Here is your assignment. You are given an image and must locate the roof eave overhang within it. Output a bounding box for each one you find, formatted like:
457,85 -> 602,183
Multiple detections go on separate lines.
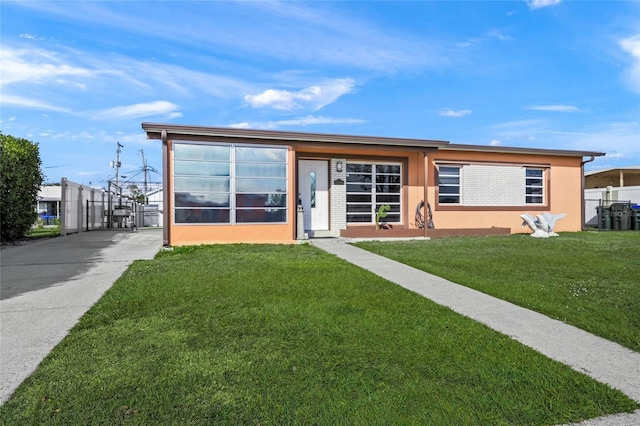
441,143 -> 606,158
585,166 -> 640,176
141,122 -> 450,149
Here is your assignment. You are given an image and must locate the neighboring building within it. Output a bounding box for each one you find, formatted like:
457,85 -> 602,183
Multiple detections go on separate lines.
145,188 -> 164,227
585,165 -> 640,189
142,123 -> 604,246
584,166 -> 640,227
36,185 -> 62,225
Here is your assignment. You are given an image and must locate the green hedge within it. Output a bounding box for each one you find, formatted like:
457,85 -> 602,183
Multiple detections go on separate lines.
0,133 -> 44,242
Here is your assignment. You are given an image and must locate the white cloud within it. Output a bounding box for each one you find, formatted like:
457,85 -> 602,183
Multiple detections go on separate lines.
527,105 -> 580,112
0,44 -> 255,117
229,115 -> 366,130
458,29 -> 512,49
490,139 -> 502,146
0,46 -> 92,86
125,60 -> 253,99
48,129 -> 151,146
560,122 -> 640,156
12,1 -> 443,72
620,35 -> 640,58
487,29 -> 513,41
94,101 -> 182,120
489,119 -> 547,140
245,89 -> 299,111
440,109 -> 471,118
605,151 -> 628,159
54,79 -> 87,90
245,79 -> 355,111
619,34 -> 640,94
272,115 -> 365,127
229,122 -> 252,129
1,94 -> 73,113
77,171 -> 103,177
456,38 -> 483,48
489,119 -> 639,165
527,0 -> 562,10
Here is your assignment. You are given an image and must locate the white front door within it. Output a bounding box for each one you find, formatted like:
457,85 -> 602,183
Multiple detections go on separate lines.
299,160 -> 329,232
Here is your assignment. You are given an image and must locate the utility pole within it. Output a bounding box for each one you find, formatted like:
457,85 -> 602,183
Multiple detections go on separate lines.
113,142 -> 123,189
140,149 -> 149,195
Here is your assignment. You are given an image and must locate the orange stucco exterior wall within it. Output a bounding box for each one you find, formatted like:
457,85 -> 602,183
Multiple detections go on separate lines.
427,151 -> 584,233
295,145 -> 427,230
164,137 -> 586,245
171,223 -> 295,245
166,141 -> 297,246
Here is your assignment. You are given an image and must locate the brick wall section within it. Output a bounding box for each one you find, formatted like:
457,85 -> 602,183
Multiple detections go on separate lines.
462,165 -> 525,206
330,158 -> 347,236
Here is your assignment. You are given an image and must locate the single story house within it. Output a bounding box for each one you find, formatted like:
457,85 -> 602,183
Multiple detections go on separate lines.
142,123 -> 604,246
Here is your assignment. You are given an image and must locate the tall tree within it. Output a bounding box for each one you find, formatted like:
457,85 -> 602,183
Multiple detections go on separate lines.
0,133 -> 45,242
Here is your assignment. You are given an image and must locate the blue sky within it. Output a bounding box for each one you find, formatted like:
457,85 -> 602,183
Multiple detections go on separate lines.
1,0 -> 638,187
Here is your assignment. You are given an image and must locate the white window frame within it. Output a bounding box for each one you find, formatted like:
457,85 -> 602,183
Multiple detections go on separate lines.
525,168 -> 544,204
438,165 -> 461,204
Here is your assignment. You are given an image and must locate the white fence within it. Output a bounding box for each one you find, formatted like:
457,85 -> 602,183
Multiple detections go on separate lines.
60,178 -> 142,235
584,185 -> 640,227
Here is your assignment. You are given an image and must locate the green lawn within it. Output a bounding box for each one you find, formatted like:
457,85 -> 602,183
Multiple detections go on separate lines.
27,227 -> 60,239
355,231 -> 640,352
1,244 -> 637,424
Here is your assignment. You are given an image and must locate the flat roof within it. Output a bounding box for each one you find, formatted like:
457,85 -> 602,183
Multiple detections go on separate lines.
142,123 -> 606,157
442,143 -> 605,158
142,123 -> 449,149
585,165 -> 640,177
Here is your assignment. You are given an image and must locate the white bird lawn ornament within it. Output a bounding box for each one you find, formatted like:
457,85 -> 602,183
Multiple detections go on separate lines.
520,213 -> 566,238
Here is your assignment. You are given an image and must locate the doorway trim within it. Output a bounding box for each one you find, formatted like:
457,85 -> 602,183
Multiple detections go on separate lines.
298,159 -> 329,236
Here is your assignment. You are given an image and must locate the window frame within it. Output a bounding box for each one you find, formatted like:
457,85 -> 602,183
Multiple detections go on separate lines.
525,167 -> 545,205
437,165 -> 461,204
346,162 -> 402,224
172,141 -> 288,225
434,162 -> 551,211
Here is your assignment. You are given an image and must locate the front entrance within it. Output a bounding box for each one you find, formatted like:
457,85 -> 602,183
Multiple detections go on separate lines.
299,160 -> 329,235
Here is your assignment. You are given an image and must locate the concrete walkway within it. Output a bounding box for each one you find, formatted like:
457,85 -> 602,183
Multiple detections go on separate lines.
312,239 -> 640,425
0,228 -> 162,404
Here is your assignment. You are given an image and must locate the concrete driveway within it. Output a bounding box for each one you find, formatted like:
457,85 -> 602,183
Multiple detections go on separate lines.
0,228 -> 162,404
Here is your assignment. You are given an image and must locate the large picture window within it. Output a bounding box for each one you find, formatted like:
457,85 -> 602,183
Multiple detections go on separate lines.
438,166 -> 460,204
173,142 -> 287,224
346,163 -> 401,224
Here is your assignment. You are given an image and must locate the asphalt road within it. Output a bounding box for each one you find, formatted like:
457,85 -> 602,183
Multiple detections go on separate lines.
0,228 -> 162,403
1,231 -> 123,300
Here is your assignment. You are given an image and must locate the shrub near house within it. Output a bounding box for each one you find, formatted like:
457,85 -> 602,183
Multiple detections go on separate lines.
0,133 -> 44,242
